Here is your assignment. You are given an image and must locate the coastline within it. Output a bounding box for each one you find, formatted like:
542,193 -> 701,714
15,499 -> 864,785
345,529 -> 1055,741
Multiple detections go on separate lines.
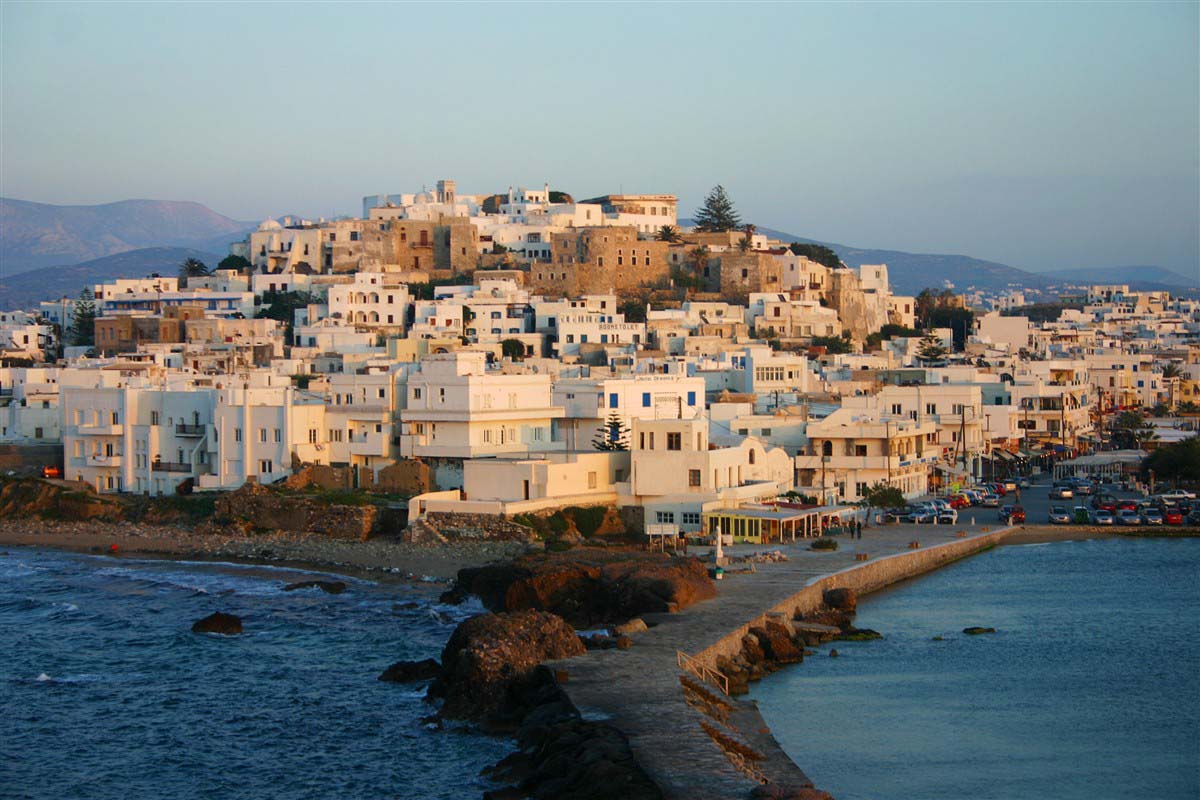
0,520 -> 529,583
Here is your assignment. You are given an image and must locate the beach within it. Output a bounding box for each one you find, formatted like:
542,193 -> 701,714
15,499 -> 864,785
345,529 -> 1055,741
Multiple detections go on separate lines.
0,519 -> 528,582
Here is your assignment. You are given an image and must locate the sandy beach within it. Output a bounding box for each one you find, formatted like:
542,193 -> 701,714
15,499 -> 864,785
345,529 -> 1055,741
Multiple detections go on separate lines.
0,519 -> 530,583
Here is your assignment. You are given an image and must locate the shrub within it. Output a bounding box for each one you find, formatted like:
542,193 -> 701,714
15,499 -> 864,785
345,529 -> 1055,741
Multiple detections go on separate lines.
810,539 -> 838,551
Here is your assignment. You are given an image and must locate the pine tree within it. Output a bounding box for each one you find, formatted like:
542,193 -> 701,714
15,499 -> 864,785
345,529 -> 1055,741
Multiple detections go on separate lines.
917,333 -> 947,364
69,288 -> 97,347
592,412 -> 630,451
693,185 -> 742,232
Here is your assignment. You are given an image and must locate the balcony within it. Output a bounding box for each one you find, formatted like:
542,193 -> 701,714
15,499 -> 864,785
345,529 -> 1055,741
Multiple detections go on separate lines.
86,453 -> 122,468
176,424 -> 206,437
151,460 -> 192,473
349,432 -> 387,457
78,423 -> 122,436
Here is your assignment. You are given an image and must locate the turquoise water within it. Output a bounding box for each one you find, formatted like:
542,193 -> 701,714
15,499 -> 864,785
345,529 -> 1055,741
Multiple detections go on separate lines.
0,549 -> 511,800
751,537 -> 1200,799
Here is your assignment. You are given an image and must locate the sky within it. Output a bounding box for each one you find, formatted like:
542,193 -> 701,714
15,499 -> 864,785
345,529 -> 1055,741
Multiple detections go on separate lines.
1,2 -> 1197,276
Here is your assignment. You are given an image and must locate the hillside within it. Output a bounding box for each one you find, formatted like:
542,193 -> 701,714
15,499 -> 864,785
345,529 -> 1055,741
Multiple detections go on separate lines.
1042,265 -> 1198,289
0,247 -> 219,310
0,198 -> 252,275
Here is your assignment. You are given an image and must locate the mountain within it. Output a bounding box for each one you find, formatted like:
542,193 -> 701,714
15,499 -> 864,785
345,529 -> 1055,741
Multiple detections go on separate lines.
1041,265 -> 1198,289
0,198 -> 253,275
0,247 -> 219,310
745,225 -> 1051,296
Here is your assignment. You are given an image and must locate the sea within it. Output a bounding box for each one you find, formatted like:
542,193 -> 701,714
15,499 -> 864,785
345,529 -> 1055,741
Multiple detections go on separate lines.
0,549 -> 512,800
750,536 -> 1200,800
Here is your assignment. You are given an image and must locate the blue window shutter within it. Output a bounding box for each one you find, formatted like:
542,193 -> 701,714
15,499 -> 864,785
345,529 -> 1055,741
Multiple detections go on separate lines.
610,393 -> 619,408
642,393 -> 651,407
687,391 -> 696,406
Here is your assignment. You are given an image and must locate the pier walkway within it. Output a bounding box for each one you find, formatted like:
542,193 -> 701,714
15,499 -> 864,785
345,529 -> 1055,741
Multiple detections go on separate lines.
553,521 -> 1016,799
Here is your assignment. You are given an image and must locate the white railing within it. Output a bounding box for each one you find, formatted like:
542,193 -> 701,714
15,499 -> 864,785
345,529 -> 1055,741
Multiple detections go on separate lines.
677,650 -> 729,696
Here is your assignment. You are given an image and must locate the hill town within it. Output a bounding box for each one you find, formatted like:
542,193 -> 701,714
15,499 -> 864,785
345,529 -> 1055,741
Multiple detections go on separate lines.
0,180 -> 1197,530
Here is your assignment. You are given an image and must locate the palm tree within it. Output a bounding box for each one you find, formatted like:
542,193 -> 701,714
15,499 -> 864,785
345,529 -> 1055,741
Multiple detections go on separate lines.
1162,362 -> 1184,410
656,225 -> 681,243
737,223 -> 756,252
178,257 -> 210,288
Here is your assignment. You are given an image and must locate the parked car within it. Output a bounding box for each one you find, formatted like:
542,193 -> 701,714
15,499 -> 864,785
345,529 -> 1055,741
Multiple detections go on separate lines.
991,483 -> 1008,497
1159,489 -> 1197,501
1072,506 -> 1092,524
1048,506 -> 1071,525
1049,485 -> 1074,500
1017,476 -> 1031,489
949,494 -> 972,509
1116,509 -> 1141,526
1164,509 -> 1184,526
1090,509 -> 1115,525
1116,499 -> 1139,512
1006,505 -> 1026,524
936,508 -> 959,524
1140,509 -> 1164,525
981,493 -> 1001,508
1091,495 -> 1118,512
40,465 -> 62,479
1071,481 -> 1093,496
1188,510 -> 1200,526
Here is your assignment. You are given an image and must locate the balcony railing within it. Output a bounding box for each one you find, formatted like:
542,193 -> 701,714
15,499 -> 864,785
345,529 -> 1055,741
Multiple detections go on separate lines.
151,461 -> 192,473
176,424 -> 206,436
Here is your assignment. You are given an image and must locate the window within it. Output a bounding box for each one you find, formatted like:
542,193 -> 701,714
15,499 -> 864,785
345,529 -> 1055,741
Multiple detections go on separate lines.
667,432 -> 681,450
258,428 -> 267,443
151,411 -> 160,426
748,448 -> 756,464
609,392 -> 619,409
856,482 -> 868,497
259,459 -> 273,474
309,429 -> 318,444
687,391 -> 696,406
891,404 -> 902,415
656,511 -> 676,524
682,512 -> 701,526
234,428 -> 243,443
855,445 -> 868,457
274,428 -> 282,443
588,471 -> 597,489
925,403 -> 937,415
688,469 -> 701,487
642,392 -> 651,408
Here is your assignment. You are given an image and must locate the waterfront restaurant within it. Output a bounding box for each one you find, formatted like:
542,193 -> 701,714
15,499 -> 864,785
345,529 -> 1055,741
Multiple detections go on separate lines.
703,505 -> 824,544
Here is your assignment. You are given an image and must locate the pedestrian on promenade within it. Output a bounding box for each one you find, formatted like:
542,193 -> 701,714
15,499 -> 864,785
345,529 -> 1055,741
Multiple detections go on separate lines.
855,519 -> 862,539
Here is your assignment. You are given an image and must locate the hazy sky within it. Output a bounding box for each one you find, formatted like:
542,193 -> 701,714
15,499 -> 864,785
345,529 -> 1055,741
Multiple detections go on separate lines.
2,2 -> 1197,275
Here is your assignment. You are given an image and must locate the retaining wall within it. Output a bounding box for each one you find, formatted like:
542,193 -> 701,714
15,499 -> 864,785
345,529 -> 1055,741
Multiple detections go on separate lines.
696,527 -> 1015,669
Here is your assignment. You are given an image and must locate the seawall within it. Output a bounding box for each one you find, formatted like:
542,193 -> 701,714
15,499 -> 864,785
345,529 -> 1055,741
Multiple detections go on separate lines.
694,526 -> 1014,671
555,523 -> 1016,800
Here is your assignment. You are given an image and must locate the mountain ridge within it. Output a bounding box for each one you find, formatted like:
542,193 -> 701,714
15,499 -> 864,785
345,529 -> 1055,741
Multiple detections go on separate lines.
0,197 -> 253,275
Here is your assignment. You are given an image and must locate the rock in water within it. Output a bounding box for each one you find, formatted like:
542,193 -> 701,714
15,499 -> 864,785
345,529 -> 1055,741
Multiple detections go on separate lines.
434,610 -> 586,721
192,612 -> 242,635
283,580 -> 347,594
963,626 -> 997,635
822,587 -> 857,612
378,658 -> 441,683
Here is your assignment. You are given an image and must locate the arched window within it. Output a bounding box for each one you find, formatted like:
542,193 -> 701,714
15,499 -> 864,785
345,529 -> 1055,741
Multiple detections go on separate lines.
822,441 -> 833,457
748,448 -> 756,465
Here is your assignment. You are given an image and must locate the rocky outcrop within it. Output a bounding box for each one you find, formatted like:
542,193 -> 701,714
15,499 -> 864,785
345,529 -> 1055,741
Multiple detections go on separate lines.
821,587 -> 857,613
406,512 -> 538,545
378,658 -> 441,683
482,666 -> 662,800
191,612 -> 243,635
282,579 -> 347,594
0,478 -> 121,521
213,482 -> 398,541
441,551 -> 715,628
963,626 -> 996,635
430,610 -> 586,723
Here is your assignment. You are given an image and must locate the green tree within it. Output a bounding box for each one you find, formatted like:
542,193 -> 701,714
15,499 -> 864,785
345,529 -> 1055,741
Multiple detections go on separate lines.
914,287 -> 973,350
811,334 -> 852,354
693,185 -> 742,232
787,242 -> 842,270
1162,362 -> 1184,380
862,482 -> 906,510
1110,410 -> 1157,450
592,412 -> 630,451
618,299 -> 647,323
737,223 -> 756,252
501,338 -> 527,361
917,333 -> 948,364
68,288 -> 97,347
656,225 -> 682,243
1140,436 -> 1200,485
255,290 -> 320,342
217,254 -> 252,273
178,257 -> 210,288
688,245 -> 710,279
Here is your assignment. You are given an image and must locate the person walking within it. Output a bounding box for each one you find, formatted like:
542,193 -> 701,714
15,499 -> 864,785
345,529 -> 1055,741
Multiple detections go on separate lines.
855,519 -> 862,539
